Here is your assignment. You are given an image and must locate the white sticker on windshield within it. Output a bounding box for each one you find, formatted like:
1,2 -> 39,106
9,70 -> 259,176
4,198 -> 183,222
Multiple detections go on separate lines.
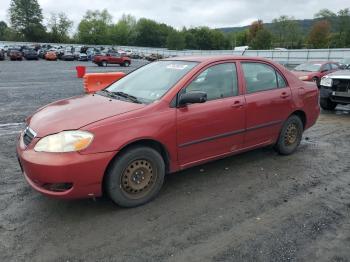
314,64 -> 322,66
166,64 -> 188,70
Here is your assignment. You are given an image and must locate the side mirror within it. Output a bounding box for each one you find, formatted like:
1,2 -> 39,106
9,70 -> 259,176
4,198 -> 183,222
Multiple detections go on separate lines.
106,53 -> 111,56
178,92 -> 207,106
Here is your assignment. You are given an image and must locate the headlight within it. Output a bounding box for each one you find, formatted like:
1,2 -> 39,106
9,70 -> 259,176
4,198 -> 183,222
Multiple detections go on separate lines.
34,131 -> 94,152
298,76 -> 309,81
320,77 -> 332,87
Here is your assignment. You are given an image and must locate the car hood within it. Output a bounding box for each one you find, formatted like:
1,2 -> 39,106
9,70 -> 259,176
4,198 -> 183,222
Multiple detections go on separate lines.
27,94 -> 145,137
326,70 -> 350,79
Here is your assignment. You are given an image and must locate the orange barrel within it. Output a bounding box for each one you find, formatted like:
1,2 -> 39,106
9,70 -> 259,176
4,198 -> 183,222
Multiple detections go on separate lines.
76,66 -> 86,78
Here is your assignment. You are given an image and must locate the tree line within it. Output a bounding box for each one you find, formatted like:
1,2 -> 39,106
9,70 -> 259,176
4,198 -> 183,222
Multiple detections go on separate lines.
1,0 -> 350,50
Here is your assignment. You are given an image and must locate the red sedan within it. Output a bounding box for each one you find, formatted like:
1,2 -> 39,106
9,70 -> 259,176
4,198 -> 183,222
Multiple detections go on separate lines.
17,56 -> 320,207
291,61 -> 340,86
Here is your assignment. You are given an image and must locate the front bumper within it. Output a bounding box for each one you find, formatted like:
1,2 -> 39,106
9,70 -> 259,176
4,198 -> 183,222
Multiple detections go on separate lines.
320,87 -> 350,104
16,132 -> 116,199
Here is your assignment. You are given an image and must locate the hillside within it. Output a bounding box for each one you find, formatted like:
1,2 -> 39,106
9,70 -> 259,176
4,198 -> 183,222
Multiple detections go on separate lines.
218,18 -> 319,35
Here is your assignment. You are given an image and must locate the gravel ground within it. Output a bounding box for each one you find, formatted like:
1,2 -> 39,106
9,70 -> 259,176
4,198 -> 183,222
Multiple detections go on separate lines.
0,60 -> 350,262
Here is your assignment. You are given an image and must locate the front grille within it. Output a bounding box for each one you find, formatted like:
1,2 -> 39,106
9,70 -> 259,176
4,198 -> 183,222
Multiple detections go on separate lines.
332,79 -> 350,92
23,127 -> 36,146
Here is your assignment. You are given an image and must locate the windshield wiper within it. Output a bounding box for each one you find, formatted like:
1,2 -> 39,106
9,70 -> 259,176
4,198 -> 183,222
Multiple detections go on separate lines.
111,91 -> 142,104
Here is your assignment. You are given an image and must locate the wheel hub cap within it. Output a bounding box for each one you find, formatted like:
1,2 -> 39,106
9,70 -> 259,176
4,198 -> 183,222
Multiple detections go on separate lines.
284,123 -> 298,145
121,160 -> 155,197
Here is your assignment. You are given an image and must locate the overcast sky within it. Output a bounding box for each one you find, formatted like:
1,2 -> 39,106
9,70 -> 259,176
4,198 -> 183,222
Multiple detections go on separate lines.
0,0 -> 349,30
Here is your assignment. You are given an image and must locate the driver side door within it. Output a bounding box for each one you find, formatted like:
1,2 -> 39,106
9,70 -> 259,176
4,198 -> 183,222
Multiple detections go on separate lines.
176,62 -> 246,168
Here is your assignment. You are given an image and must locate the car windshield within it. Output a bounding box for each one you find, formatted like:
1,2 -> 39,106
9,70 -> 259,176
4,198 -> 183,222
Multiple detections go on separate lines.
106,61 -> 198,104
294,63 -> 322,72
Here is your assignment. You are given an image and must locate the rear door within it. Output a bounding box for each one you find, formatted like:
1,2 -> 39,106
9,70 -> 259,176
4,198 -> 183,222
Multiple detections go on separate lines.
176,62 -> 246,167
240,61 -> 293,147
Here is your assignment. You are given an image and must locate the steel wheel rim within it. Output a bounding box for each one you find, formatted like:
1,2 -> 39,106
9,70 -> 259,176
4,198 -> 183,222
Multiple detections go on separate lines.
284,123 -> 298,146
120,159 -> 156,199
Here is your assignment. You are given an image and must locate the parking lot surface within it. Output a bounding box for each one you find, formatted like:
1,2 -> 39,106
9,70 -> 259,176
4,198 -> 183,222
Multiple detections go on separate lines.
0,60 -> 350,262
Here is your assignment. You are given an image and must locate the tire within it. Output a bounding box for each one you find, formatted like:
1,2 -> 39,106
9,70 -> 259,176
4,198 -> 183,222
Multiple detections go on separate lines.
274,115 -> 303,155
320,98 -> 337,110
105,146 -> 165,207
312,77 -> 320,87
123,61 -> 130,67
102,61 -> 108,67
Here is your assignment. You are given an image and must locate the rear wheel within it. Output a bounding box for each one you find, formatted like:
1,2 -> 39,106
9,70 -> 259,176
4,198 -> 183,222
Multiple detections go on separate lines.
320,98 -> 337,110
123,61 -> 130,67
102,61 -> 108,67
105,146 -> 165,207
275,115 -> 303,155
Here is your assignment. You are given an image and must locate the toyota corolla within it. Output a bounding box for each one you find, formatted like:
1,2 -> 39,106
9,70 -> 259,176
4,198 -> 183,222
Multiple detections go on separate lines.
17,56 -> 320,207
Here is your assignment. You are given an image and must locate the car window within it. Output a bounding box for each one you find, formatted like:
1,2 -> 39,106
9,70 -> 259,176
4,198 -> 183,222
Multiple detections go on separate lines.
276,71 -> 287,88
241,62 -> 278,93
331,63 -> 339,70
322,63 -> 331,71
185,63 -> 238,101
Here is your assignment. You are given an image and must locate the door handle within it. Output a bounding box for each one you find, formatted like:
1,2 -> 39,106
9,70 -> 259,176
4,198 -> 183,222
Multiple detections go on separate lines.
231,100 -> 244,108
280,92 -> 289,99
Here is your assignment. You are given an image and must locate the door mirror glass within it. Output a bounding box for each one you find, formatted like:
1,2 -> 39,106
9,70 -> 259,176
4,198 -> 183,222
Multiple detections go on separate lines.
179,92 -> 207,106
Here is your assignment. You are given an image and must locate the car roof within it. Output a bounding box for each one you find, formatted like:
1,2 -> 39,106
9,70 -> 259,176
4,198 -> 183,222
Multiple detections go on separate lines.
162,55 -> 274,63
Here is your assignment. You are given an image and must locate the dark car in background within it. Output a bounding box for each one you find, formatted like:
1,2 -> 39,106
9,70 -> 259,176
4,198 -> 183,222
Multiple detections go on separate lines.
9,50 -> 23,61
61,52 -> 75,61
291,61 -> 340,86
23,49 -> 39,60
0,50 -> 5,61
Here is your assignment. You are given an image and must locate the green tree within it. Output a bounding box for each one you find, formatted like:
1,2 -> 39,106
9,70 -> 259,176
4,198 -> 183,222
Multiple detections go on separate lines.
250,29 -> 272,49
235,30 -> 249,46
77,9 -> 113,45
110,14 -> 136,45
0,21 -> 8,40
307,20 -> 331,48
166,30 -> 186,50
134,18 -> 172,47
9,0 -> 46,41
47,13 -> 73,43
248,20 -> 272,49
272,16 -> 302,48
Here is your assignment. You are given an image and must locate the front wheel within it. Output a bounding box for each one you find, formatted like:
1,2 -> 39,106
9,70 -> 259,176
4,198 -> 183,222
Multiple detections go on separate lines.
320,98 -> 337,110
102,61 -> 108,67
123,61 -> 130,67
105,146 -> 165,207
274,115 -> 303,155
312,77 -> 320,87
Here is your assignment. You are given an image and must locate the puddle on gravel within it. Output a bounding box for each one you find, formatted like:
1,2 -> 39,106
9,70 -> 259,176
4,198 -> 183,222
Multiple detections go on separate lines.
0,123 -> 25,136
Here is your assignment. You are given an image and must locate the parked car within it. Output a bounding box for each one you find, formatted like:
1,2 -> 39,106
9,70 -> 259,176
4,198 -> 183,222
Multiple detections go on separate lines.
319,70 -> 350,110
7,45 -> 21,56
38,49 -> 47,59
78,53 -> 88,61
23,49 -> 39,60
17,56 -> 320,207
45,51 -> 57,61
9,50 -> 23,61
145,53 -> 163,62
0,50 -> 5,61
93,52 -> 131,67
61,52 -> 75,61
291,61 -> 339,86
